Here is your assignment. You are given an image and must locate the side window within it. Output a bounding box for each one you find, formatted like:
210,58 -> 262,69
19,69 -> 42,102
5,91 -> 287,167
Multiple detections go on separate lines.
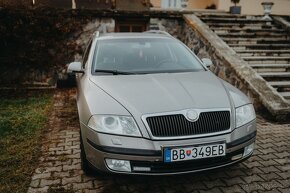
82,40 -> 92,68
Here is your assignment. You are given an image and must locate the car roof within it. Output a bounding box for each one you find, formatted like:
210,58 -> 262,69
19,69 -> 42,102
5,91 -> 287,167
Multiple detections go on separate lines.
96,32 -> 174,40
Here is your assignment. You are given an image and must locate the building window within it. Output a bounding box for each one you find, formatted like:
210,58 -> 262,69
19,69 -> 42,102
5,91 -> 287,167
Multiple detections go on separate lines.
162,0 -> 181,9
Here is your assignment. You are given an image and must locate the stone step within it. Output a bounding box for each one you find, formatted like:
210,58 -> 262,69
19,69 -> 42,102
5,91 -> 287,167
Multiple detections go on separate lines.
225,41 -> 290,46
243,56 -> 290,64
218,33 -> 289,38
243,56 -> 290,60
237,51 -> 290,57
215,30 -> 287,36
222,37 -> 290,41
269,81 -> 290,88
198,14 -> 273,21
253,64 -> 290,72
207,23 -> 278,27
284,16 -> 290,22
210,25 -> 280,30
250,63 -> 290,68
223,38 -> 290,45
259,72 -> 290,78
212,27 -> 285,33
280,92 -> 290,99
202,18 -> 270,23
229,44 -> 290,50
196,13 -> 248,18
207,23 -> 280,29
236,50 -> 290,54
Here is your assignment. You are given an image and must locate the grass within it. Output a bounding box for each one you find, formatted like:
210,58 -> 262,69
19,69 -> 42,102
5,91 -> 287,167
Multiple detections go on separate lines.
0,93 -> 53,193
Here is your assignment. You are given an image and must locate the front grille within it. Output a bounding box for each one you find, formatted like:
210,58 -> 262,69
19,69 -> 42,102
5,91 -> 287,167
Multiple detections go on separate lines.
146,111 -> 230,137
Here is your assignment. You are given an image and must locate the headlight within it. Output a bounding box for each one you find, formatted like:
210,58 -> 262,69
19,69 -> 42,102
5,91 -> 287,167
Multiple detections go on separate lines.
87,115 -> 142,137
236,104 -> 256,128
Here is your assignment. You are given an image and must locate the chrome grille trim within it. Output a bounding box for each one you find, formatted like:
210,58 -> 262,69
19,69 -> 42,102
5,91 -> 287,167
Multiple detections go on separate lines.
141,108 -> 232,140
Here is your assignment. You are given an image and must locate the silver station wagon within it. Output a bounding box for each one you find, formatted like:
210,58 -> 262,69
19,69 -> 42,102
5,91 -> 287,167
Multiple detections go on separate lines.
68,31 -> 256,175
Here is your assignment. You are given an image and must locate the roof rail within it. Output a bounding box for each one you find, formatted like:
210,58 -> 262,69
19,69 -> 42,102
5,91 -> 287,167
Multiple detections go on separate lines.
143,30 -> 171,36
94,31 -> 100,38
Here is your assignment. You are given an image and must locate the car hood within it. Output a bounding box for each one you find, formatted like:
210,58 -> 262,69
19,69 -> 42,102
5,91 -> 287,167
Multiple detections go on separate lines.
89,71 -> 232,116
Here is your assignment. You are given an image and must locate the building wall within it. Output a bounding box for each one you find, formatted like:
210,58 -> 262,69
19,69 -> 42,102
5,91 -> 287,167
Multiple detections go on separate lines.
151,0 -> 161,8
187,0 -> 219,9
76,0 -> 113,10
116,0 -> 150,11
218,0 -> 290,15
151,0 -> 290,16
151,0 -> 220,9
149,18 -> 183,38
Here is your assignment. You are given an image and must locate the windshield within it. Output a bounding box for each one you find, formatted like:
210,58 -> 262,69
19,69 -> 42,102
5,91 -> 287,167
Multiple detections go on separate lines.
92,38 -> 205,75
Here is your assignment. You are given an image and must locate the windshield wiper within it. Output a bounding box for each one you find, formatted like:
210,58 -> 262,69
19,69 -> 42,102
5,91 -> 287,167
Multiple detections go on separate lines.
94,69 -> 135,75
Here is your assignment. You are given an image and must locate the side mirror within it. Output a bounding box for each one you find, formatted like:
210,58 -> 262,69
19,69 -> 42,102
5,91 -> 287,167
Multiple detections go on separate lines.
67,62 -> 84,73
201,58 -> 213,68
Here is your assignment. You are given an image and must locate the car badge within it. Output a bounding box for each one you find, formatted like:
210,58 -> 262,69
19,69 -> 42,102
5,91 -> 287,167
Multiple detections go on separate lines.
186,110 -> 199,122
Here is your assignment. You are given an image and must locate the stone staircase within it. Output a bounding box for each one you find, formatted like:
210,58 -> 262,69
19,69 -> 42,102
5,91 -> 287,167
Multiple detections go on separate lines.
284,16 -> 290,23
196,13 -> 290,102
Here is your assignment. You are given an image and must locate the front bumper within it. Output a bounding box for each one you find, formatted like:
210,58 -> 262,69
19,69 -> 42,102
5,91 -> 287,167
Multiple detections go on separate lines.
81,120 -> 256,175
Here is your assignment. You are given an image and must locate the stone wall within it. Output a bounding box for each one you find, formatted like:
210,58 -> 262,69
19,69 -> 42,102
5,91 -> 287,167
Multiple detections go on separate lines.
0,9 -> 183,87
149,18 -> 183,38
36,0 -> 72,8
0,0 -> 32,8
0,0 -> 112,9
0,0 -> 150,10
0,9 -> 114,87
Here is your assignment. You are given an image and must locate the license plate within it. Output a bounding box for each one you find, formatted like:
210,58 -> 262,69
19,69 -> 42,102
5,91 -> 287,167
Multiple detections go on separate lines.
164,143 -> 226,162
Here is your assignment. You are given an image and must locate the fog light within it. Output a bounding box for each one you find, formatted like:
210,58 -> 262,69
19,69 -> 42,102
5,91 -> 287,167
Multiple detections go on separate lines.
105,159 -> 131,172
243,143 -> 255,157
133,166 -> 151,172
